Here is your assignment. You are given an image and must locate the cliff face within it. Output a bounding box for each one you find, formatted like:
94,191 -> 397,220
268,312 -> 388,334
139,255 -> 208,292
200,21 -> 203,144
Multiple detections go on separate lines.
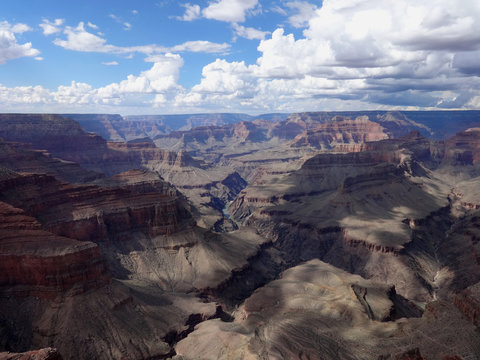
291,115 -> 389,149
0,348 -> 63,360
177,259 -> 474,360
229,134 -> 452,302
154,121 -> 271,146
0,114 -> 107,156
443,128 -> 480,165
454,282 -> 480,327
0,171 -> 191,243
0,201 -> 110,299
75,141 -> 203,176
0,141 -> 102,184
0,114 -> 204,178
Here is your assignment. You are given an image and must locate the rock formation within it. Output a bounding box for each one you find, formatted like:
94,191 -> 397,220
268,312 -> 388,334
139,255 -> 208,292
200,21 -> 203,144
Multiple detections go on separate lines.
291,115 -> 390,149
0,200 -> 110,299
2,113 -> 480,359
177,260 -> 478,360
0,348 -> 63,360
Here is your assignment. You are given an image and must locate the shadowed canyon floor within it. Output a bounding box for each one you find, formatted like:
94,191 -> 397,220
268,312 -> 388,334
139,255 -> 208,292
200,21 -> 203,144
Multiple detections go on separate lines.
1,112 -> 480,359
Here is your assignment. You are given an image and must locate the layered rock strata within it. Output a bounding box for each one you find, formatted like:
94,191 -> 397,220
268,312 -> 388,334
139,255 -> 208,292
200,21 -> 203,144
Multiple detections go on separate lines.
0,201 -> 111,299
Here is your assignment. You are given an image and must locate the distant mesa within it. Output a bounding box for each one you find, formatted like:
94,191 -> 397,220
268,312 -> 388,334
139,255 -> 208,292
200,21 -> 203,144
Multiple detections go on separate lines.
1,112 -> 480,359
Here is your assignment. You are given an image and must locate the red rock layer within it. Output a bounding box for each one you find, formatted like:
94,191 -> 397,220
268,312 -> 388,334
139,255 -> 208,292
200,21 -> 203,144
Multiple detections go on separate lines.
0,202 -> 110,299
454,283 -> 480,326
444,128 -> 480,165
0,141 -> 102,184
0,347 -> 63,360
291,115 -> 389,149
0,172 -> 191,243
0,114 -> 203,177
378,348 -> 427,360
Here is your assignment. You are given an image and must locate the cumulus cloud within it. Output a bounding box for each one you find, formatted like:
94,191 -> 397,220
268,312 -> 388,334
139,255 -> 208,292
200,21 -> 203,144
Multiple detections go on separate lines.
0,54 -> 185,112
178,3 -> 201,21
202,0 -> 259,23
253,0 -> 480,83
10,23 -> 32,34
98,54 -> 184,99
102,61 -> 119,66
176,0 -> 480,111
285,1 -> 318,28
54,22 -> 116,52
4,0 -> 480,113
0,21 -> 40,64
233,24 -> 269,40
40,19 -> 64,35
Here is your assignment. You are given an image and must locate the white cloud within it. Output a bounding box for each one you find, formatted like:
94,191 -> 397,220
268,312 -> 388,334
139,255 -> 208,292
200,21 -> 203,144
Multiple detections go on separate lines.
53,22 -> 229,55
286,1 -> 318,28
109,14 -> 132,31
178,3 -> 201,21
190,59 -> 255,96
87,22 -> 98,30
233,24 -> 269,40
132,10 -> 139,15
0,54 -> 186,112
102,61 -> 119,66
174,0 -> 480,112
3,0 -> 480,113
0,21 -> 40,64
202,0 -> 259,23
169,40 -> 230,53
97,54 -> 184,101
54,22 -> 116,53
271,6 -> 287,16
54,81 -> 94,104
35,56 -> 43,61
11,23 -> 32,34
40,19 -> 64,35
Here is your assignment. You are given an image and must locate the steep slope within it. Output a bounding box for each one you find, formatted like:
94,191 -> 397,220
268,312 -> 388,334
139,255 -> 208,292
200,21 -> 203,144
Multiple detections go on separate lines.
177,260 -> 477,360
0,114 -> 204,176
0,199 -> 110,299
291,115 -> 390,149
0,140 -> 102,184
3,113 -> 480,359
66,113 -> 268,142
0,114 -> 108,157
227,133 -> 453,302
0,168 -> 266,359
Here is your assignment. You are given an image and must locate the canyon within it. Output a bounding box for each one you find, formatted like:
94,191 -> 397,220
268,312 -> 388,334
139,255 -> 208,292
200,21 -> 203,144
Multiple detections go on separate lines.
1,111 -> 480,359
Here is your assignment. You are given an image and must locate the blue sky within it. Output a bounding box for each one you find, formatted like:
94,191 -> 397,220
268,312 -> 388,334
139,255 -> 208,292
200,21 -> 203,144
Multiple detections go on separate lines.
1,0 -> 480,114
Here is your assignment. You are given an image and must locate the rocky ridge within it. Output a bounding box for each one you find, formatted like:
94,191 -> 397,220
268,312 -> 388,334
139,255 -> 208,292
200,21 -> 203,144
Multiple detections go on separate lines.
3,113 -> 480,359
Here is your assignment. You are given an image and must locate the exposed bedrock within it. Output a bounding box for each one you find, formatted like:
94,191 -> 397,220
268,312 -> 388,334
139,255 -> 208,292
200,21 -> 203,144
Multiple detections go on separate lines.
0,201 -> 111,299
0,280 -> 217,360
178,260 -> 479,360
0,171 -> 191,243
0,113 -> 204,178
454,282 -> 480,327
0,347 -> 63,360
0,141 -> 102,184
291,115 -> 390,149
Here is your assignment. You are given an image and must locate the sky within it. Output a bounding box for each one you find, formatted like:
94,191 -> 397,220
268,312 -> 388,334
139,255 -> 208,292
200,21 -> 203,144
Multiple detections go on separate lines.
1,0 -> 480,115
